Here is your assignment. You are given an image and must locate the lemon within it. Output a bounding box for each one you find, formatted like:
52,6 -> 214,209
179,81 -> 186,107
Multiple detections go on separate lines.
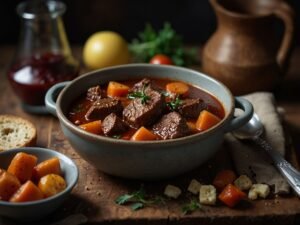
83,31 -> 130,70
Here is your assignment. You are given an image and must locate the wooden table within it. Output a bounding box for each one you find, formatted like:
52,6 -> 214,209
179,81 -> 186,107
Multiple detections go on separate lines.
1,46 -> 300,225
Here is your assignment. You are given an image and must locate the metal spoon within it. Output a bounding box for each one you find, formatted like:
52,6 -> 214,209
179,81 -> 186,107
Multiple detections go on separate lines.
232,113 -> 300,196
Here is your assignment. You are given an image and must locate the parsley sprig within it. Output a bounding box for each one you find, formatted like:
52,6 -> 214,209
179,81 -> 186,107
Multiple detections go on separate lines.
181,199 -> 203,215
127,84 -> 150,104
115,187 -> 165,211
129,23 -> 196,66
166,96 -> 182,111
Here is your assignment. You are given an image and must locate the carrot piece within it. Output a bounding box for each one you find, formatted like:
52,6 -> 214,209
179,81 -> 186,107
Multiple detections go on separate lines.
33,157 -> 61,181
9,180 -> 43,202
107,81 -> 130,97
0,169 -> 21,201
196,110 -> 221,131
186,121 -> 197,133
213,169 -> 237,191
166,82 -> 189,97
79,120 -> 102,134
131,127 -> 157,141
38,174 -> 67,198
7,152 -> 37,183
218,184 -> 246,207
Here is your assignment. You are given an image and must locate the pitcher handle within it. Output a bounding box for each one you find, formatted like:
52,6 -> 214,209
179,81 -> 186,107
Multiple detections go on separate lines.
274,1 -> 295,72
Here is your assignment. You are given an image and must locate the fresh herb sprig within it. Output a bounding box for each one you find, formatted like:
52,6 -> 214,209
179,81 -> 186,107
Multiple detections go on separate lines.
127,84 -> 150,104
181,199 -> 203,215
166,96 -> 182,111
115,187 -> 165,211
129,23 -> 196,66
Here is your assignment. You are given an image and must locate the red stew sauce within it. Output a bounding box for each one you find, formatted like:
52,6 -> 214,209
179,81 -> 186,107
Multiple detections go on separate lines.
68,78 -> 225,141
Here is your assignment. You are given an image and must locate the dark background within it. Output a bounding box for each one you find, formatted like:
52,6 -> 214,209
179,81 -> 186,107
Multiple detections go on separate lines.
0,0 -> 299,45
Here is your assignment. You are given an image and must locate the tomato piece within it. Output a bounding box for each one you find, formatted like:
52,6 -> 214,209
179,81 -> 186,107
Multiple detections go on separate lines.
149,54 -> 173,65
218,184 -> 246,207
213,169 -> 237,191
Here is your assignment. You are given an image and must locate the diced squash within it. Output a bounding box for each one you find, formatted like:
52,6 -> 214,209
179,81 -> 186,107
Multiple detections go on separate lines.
166,82 -> 189,97
33,157 -> 61,181
213,169 -> 237,191
0,169 -> 21,201
7,152 -> 37,183
10,180 -> 43,202
196,110 -> 221,131
131,127 -> 157,141
107,81 -> 130,97
218,184 -> 246,207
38,174 -> 67,198
79,120 -> 102,134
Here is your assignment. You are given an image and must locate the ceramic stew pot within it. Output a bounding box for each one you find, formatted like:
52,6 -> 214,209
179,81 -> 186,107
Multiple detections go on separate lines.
203,0 -> 295,95
45,64 -> 253,179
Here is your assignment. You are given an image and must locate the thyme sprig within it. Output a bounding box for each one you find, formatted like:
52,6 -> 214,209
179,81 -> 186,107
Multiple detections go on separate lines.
181,199 -> 203,215
127,84 -> 150,104
166,95 -> 182,111
115,187 -> 165,211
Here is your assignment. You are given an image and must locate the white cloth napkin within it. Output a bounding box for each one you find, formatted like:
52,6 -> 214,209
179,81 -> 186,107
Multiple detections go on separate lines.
225,92 -> 290,194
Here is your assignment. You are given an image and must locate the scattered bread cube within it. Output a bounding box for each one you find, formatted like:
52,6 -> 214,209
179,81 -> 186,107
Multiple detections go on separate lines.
164,185 -> 182,199
199,185 -> 216,205
234,175 -> 253,191
188,179 -> 202,195
248,184 -> 270,200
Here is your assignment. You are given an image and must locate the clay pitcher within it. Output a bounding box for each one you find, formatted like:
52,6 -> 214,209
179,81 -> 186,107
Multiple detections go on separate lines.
202,0 -> 295,95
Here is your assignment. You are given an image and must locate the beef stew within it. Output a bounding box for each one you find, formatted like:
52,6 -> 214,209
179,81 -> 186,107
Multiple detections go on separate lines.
68,78 -> 225,141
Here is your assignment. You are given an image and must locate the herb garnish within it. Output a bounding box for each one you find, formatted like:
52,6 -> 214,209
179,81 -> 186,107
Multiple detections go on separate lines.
129,23 -> 196,66
115,187 -> 165,211
181,199 -> 203,215
127,84 -> 150,104
166,96 -> 182,111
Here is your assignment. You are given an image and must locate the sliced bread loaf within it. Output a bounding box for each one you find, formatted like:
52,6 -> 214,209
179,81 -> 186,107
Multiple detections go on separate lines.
0,115 -> 37,151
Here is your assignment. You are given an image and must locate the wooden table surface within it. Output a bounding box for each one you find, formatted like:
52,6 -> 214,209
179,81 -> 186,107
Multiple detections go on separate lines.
1,46 -> 300,225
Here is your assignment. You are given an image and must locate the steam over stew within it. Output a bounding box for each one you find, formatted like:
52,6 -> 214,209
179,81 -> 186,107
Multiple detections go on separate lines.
68,78 -> 225,141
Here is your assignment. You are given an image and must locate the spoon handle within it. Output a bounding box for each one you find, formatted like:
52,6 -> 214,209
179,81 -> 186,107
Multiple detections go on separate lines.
254,136 -> 300,196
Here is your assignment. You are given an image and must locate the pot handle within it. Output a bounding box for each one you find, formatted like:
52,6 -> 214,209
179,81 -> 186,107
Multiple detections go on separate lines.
225,97 -> 253,133
45,81 -> 70,117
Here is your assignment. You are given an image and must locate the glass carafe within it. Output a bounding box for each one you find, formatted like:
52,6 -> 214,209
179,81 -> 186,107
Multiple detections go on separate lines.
7,0 -> 79,113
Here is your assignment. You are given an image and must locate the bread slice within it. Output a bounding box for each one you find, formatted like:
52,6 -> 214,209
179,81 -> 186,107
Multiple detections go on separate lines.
0,115 -> 37,151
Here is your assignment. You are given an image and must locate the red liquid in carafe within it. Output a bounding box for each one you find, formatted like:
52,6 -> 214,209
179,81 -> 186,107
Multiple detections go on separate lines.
8,53 -> 79,105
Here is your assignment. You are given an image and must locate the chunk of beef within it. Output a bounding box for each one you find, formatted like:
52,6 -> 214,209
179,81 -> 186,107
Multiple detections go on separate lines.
177,98 -> 208,119
123,89 -> 165,128
152,112 -> 190,140
101,113 -> 128,136
86,85 -> 102,101
85,98 -> 123,120
130,78 -> 162,93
